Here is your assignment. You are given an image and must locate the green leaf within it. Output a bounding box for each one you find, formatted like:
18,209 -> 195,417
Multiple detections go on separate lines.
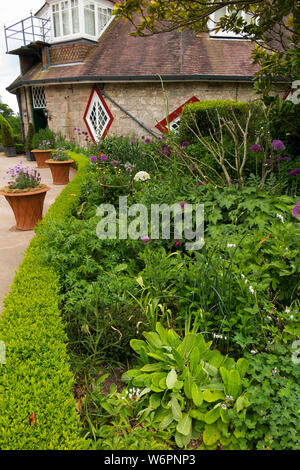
176,413 -> 192,436
130,339 -> 148,354
150,393 -> 161,409
171,396 -> 182,421
184,371 -> 193,399
203,389 -> 225,402
166,368 -> 178,389
191,383 -> 203,407
190,409 -> 206,422
190,346 -> 200,375
204,405 -> 221,424
203,423 -> 220,446
143,331 -> 163,349
236,358 -> 249,378
221,368 -> 242,399
175,430 -> 191,448
159,412 -> 174,430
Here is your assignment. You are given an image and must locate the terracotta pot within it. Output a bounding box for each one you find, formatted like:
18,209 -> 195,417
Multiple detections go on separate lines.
45,159 -> 74,185
32,149 -> 53,168
0,186 -> 50,230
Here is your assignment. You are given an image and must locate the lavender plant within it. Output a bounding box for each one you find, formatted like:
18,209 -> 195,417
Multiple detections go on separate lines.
50,147 -> 70,161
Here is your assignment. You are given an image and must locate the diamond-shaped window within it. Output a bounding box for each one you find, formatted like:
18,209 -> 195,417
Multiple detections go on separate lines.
155,96 -> 200,134
84,86 -> 114,141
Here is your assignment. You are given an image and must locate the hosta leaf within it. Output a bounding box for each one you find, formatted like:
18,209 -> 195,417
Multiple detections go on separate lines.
150,393 -> 161,409
176,413 -> 192,436
166,368 -> 177,389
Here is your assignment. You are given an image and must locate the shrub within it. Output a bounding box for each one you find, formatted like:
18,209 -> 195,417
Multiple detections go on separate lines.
178,99 -> 249,144
32,126 -> 56,149
0,114 -> 15,147
0,152 -> 90,450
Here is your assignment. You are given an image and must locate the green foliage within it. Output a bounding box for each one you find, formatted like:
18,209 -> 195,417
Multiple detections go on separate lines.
32,126 -> 56,149
25,123 -> 35,151
0,152 -> 90,450
230,344 -> 300,450
0,113 -> 15,147
121,323 -> 250,449
179,100 -> 249,144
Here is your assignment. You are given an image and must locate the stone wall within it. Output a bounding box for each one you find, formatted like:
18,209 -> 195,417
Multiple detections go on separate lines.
20,80 -> 288,143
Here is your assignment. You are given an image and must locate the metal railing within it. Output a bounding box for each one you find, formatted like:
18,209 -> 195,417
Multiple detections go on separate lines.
4,14 -> 51,53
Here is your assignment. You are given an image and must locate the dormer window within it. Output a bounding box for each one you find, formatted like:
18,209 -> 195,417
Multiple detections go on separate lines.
39,0 -> 113,42
208,7 -> 252,39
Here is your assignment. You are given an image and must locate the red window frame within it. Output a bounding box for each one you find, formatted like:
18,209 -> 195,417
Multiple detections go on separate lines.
155,96 -> 200,134
83,86 -> 114,142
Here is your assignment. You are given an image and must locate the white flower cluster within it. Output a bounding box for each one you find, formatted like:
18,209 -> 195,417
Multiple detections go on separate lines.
276,213 -> 284,223
241,274 -> 255,295
120,387 -> 141,402
134,171 -> 151,182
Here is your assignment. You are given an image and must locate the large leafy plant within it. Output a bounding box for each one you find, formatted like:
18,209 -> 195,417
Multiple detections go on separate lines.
122,323 -> 250,449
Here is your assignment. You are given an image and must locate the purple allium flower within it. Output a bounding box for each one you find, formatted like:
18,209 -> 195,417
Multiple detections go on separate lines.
292,204 -> 300,218
90,155 -> 97,163
280,156 -> 292,161
250,144 -> 262,152
181,141 -> 190,148
197,181 -> 204,186
140,236 -> 150,243
100,154 -> 108,162
289,168 -> 300,176
271,140 -> 285,151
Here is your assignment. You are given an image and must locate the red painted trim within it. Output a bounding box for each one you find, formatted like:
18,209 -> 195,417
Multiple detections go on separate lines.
283,88 -> 292,101
155,96 -> 200,133
83,86 -> 114,142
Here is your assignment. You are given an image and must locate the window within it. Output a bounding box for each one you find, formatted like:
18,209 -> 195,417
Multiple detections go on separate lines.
32,86 -> 47,109
84,86 -> 114,141
50,1 -> 113,40
208,7 -> 252,38
71,0 -> 80,34
84,2 -> 95,36
155,97 -> 200,134
52,4 -> 61,38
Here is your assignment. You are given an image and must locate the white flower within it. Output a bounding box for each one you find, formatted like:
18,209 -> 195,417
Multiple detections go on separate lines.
221,404 -> 227,410
227,243 -> 236,248
285,308 -> 291,314
276,213 -> 284,223
134,171 -> 151,182
290,315 -> 295,320
250,350 -> 257,354
213,333 -> 227,340
249,285 -> 255,295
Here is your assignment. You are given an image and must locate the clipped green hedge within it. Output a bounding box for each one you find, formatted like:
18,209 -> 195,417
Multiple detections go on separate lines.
0,152 -> 90,450
178,99 -> 249,144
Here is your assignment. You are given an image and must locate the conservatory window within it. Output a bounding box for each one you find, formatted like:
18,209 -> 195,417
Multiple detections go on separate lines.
52,4 -> 61,38
209,7 -> 252,38
71,0 -> 80,34
97,7 -> 113,35
84,2 -> 96,36
84,87 -> 114,141
61,1 -> 71,36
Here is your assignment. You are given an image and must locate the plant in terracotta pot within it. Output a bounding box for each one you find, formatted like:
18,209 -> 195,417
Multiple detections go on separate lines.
0,162 -> 50,230
32,140 -> 53,168
46,147 -> 74,185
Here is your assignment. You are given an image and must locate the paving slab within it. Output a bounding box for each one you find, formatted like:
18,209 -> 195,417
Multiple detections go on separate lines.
0,153 -> 76,315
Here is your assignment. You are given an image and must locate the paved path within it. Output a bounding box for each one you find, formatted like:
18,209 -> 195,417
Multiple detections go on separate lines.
0,153 -> 76,314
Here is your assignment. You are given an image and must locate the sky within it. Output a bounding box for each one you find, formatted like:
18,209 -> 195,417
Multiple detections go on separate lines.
0,0 -> 44,114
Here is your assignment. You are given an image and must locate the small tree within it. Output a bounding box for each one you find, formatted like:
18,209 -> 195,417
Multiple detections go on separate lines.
25,123 -> 35,152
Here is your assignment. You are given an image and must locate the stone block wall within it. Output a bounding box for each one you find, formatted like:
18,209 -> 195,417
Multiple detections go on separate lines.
19,80 -> 288,144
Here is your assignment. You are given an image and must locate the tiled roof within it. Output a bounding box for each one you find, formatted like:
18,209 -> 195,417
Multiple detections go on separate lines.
7,16 -> 261,91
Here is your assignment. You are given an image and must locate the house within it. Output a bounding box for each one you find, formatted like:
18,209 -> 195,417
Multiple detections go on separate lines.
5,0 -> 289,144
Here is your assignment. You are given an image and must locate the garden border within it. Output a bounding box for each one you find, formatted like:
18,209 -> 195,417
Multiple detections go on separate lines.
0,152 -> 89,450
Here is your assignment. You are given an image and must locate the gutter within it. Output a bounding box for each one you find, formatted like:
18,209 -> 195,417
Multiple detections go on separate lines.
7,74 -> 272,93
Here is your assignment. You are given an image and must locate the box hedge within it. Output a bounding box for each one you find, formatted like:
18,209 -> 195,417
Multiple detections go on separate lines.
178,99 -> 249,144
0,152 -> 90,450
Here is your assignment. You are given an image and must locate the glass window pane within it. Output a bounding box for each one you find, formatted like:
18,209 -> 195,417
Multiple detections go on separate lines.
61,1 -> 70,35
97,7 -> 112,35
71,0 -> 79,34
84,4 -> 95,36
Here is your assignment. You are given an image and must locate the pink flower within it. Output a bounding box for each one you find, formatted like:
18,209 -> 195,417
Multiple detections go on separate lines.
140,236 -> 150,243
